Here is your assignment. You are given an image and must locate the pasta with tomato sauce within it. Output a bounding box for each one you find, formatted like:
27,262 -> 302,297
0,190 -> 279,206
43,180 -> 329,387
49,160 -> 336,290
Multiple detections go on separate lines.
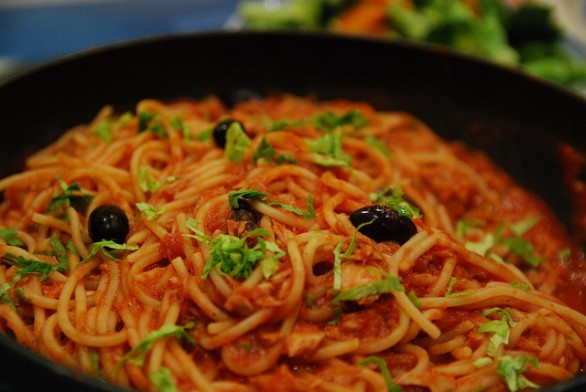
0,94 -> 584,392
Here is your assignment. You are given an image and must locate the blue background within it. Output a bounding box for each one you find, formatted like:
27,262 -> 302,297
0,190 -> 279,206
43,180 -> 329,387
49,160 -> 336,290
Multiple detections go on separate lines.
0,0 -> 240,77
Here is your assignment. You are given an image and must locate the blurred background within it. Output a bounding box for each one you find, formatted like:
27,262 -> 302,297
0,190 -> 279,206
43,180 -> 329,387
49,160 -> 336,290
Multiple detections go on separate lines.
1,0 -> 586,91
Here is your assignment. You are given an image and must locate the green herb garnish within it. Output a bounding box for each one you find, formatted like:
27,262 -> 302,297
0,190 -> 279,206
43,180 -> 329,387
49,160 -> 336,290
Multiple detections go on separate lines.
357,356 -> 402,392
118,323 -> 195,368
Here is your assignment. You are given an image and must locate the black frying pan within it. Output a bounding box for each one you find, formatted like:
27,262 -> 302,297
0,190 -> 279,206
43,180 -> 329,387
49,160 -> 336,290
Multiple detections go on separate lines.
0,31 -> 584,392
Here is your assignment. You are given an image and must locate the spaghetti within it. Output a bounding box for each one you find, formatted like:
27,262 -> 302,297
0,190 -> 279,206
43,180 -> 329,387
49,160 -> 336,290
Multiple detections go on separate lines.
0,94 -> 584,391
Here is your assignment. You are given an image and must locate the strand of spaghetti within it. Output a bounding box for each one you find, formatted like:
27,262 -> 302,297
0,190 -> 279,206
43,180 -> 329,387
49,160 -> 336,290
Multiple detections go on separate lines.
198,308 -> 274,350
97,261 -> 121,334
41,313 -> 77,368
356,305 -> 410,353
396,344 -> 431,373
275,239 -> 306,318
0,304 -> 35,347
307,338 -> 361,362
13,188 -> 54,230
527,361 -> 573,382
167,340 -> 215,392
427,256 -> 457,297
185,276 -> 230,322
320,192 -> 348,230
66,206 -> 89,259
0,245 -> 67,283
0,167 -> 66,191
253,164 -> 318,185
56,154 -> 130,182
437,236 -> 530,283
393,289 -> 441,339
420,286 -> 586,329
389,230 -> 438,273
174,173 -> 236,200
32,213 -> 72,234
251,201 -> 318,231
320,171 -> 370,199
57,259 -> 127,347
148,302 -> 181,375
28,276 -> 46,336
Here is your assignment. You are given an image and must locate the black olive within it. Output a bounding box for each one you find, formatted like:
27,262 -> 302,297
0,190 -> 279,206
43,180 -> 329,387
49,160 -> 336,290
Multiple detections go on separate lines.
349,205 -> 417,244
229,200 -> 259,230
213,119 -> 245,148
88,204 -> 130,244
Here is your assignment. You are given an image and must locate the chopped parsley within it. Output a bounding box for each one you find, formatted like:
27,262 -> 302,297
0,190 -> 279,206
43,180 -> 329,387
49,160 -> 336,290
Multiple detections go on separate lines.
117,322 -> 195,368
307,132 -> 351,167
267,195 -> 315,219
463,217 -> 543,268
2,253 -> 60,282
0,282 -> 15,309
94,119 -> 113,144
314,110 -> 368,132
82,240 -> 139,263
407,290 -> 422,309
136,202 -> 166,220
370,185 -> 421,219
496,355 -> 539,392
225,122 -> 251,163
46,179 -> 94,215
138,110 -> 168,138
149,367 -> 177,392
138,165 -> 161,194
169,115 -> 189,140
510,280 -> 532,291
227,189 -> 268,209
357,356 -> 402,392
477,307 -> 516,357
0,229 -> 24,247
365,134 -> 391,157
332,268 -> 404,305
185,223 -> 285,280
252,138 -> 297,165
444,277 -> 472,298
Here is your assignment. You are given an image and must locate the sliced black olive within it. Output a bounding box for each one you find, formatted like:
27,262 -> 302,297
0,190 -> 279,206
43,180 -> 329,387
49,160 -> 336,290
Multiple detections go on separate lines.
88,204 -> 130,244
349,204 -> 417,244
213,119 -> 245,148
229,200 -> 259,230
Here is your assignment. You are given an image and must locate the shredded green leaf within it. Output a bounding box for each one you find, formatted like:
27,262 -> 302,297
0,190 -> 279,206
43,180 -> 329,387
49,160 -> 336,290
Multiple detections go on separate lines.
370,185 -> 421,219
225,122 -> 251,163
496,355 -> 539,392
332,268 -> 404,305
307,132 -> 351,167
445,277 -> 472,298
3,253 -> 59,282
477,307 -> 516,357
48,237 -> 71,273
136,202 -> 166,220
138,110 -> 168,137
94,119 -> 113,144
200,229 -> 284,280
227,189 -> 268,209
117,322 -> 195,368
138,165 -> 161,194
510,280 -> 532,291
0,229 -> 24,247
407,290 -> 422,309
267,195 -> 315,219
365,134 -> 391,157
46,179 -> 94,215
0,282 -> 16,310
357,356 -> 402,392
149,367 -> 177,392
314,110 -> 369,132
170,115 -> 190,140
82,240 -> 139,263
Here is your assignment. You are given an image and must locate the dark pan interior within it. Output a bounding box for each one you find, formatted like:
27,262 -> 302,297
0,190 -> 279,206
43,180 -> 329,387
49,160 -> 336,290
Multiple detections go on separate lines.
0,31 -> 585,391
